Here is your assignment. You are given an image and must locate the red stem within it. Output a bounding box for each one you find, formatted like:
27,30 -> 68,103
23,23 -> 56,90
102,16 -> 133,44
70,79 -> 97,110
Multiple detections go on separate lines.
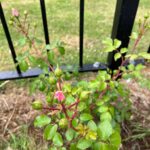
43,106 -> 60,111
67,99 -> 80,109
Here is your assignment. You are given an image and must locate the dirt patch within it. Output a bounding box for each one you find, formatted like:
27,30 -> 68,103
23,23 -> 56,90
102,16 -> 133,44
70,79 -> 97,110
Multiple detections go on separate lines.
0,81 -> 45,138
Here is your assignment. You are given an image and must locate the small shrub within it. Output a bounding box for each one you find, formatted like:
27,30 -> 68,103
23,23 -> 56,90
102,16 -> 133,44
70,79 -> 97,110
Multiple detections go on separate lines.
10,9 -> 150,150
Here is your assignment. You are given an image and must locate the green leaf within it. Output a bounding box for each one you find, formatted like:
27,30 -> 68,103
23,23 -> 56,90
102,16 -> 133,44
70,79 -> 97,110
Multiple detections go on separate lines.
80,113 -> 93,122
120,48 -> 128,54
44,124 -> 53,140
102,38 -> 112,46
28,56 -> 37,65
114,53 -> 121,61
77,139 -> 92,150
72,119 -> 79,127
100,112 -> 112,122
45,124 -> 58,140
98,106 -> 108,113
78,102 -> 87,112
70,143 -> 77,150
126,54 -> 138,60
53,133 -> 63,147
34,115 -> 51,128
128,64 -> 135,71
93,142 -> 110,150
135,64 -> 145,71
66,96 -> 75,105
98,120 -> 113,140
87,120 -> 97,131
18,37 -> 26,46
58,46 -> 65,55
99,82 -> 107,91
130,32 -> 138,40
48,50 -> 55,65
109,131 -> 121,148
103,46 -> 115,52
65,128 -> 75,141
49,147 -> 57,150
139,52 -> 150,59
114,39 -> 121,49
19,60 -> 29,72
46,44 -> 51,50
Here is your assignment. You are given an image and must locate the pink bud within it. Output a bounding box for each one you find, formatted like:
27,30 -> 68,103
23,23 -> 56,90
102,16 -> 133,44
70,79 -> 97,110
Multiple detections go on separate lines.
12,8 -> 19,17
54,91 -> 65,102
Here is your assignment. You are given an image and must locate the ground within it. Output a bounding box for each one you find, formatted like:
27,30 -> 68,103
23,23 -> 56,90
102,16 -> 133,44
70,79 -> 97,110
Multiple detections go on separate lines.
0,68 -> 150,150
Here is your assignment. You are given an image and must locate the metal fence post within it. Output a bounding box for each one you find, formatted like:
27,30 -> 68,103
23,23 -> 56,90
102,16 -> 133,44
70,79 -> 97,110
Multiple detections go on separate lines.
79,0 -> 85,68
0,3 -> 22,75
107,0 -> 140,70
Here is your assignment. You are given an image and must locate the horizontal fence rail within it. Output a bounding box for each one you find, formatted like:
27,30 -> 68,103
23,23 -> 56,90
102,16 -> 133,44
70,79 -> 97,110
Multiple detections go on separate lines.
0,0 -> 149,81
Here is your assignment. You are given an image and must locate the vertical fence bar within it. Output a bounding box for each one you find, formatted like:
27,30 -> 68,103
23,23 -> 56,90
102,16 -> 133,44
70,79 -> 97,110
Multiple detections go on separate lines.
79,0 -> 85,68
40,0 -> 50,45
148,45 -> 150,53
0,3 -> 21,74
107,0 -> 139,70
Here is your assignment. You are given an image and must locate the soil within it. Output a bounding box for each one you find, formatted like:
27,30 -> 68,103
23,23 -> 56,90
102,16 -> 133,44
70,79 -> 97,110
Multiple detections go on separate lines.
0,69 -> 150,150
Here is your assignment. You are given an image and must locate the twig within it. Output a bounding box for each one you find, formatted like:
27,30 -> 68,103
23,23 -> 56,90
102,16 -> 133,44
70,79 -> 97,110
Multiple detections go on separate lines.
0,81 -> 10,88
3,106 -> 16,136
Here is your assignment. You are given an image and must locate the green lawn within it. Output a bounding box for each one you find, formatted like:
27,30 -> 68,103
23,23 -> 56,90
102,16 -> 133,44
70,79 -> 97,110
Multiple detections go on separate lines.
0,0 -> 149,71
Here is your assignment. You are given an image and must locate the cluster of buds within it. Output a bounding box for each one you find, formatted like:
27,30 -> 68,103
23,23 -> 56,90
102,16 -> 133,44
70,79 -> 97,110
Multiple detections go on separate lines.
9,8 -> 28,26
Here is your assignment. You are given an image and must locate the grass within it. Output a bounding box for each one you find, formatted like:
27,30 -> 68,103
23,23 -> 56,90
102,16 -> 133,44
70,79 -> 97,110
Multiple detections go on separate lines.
0,0 -> 149,71
0,125 -> 48,150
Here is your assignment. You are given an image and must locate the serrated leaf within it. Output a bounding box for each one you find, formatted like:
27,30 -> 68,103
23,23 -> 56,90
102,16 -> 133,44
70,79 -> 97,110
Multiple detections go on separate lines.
98,120 -> 113,140
114,39 -> 121,49
66,96 -> 75,105
53,133 -> 63,147
130,32 -> 138,40
19,60 -> 29,72
93,142 -> 110,150
135,64 -> 145,71
65,128 -> 75,141
114,53 -> 121,61
139,52 -> 150,59
70,143 -> 77,150
78,102 -> 87,112
77,139 -> 92,150
87,120 -> 97,131
34,115 -> 51,128
44,124 -> 52,140
129,54 -> 138,60
28,55 -> 37,65
100,112 -> 112,121
80,113 -> 93,122
99,82 -> 107,91
120,48 -> 128,54
103,46 -> 115,52
46,124 -> 58,140
47,50 -> 55,65
109,131 -> 121,148
58,46 -> 65,55
49,147 -> 57,150
86,130 -> 97,140
98,106 -> 108,113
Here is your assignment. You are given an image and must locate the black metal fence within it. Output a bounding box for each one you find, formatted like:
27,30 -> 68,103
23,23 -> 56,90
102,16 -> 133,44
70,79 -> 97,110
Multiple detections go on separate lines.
0,0 -> 148,81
